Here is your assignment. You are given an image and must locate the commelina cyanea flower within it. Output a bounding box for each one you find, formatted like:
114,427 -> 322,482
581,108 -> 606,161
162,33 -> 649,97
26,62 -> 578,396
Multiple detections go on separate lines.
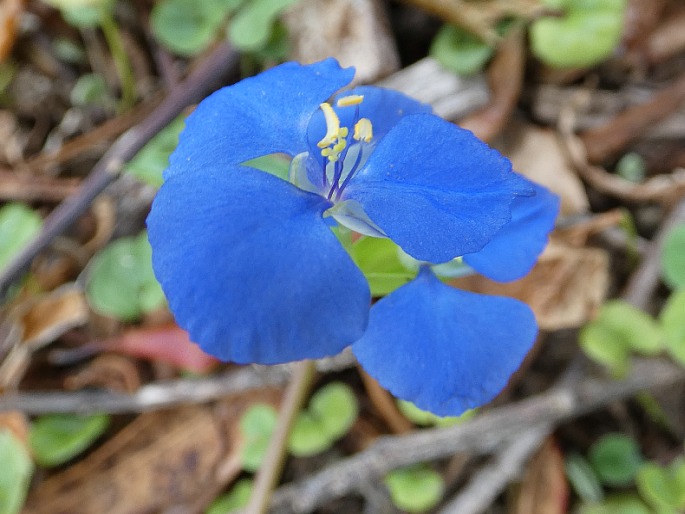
147,58 -> 560,416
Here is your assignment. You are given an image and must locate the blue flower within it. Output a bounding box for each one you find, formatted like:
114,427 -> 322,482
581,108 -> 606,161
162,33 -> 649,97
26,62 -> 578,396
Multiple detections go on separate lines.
147,59 -> 559,415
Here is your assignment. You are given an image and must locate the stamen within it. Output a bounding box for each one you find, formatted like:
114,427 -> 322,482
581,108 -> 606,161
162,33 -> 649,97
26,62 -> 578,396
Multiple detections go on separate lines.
336,95 -> 364,107
353,118 -> 373,142
317,103 -> 341,148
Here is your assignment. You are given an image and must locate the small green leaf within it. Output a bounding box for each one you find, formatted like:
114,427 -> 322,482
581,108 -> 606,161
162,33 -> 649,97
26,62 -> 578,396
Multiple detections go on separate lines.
662,224 -> 685,290
530,0 -> 627,68
430,24 -> 493,76
86,232 -> 166,320
580,300 -> 664,375
565,453 -> 604,503
288,412 -> 332,457
384,466 -> 444,513
126,117 -> 184,188
243,153 -> 291,182
397,400 -> 474,428
228,0 -> 299,52
636,460 -> 685,512
588,434 -> 643,487
205,479 -> 253,514
0,203 -> 42,271
577,494 -> 651,514
615,153 -> 646,183
239,404 -> 277,472
70,73 -> 110,107
660,289 -> 685,366
29,413 -> 110,467
0,430 -> 33,514
349,237 -> 416,296
151,0 -> 233,56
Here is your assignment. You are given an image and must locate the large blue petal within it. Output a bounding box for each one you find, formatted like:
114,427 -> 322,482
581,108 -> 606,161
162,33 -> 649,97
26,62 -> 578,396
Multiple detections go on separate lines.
342,114 -> 533,263
352,267 -> 537,416
306,85 -> 432,154
165,59 -> 355,179
147,165 -> 370,364
464,180 -> 560,282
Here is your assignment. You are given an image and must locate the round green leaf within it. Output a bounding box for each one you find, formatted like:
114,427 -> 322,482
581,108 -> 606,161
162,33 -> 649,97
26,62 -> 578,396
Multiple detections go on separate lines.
205,479 -> 253,514
0,203 -> 42,271
70,73 -> 109,107
430,24 -> 493,76
662,224 -> 685,290
530,0 -> 627,68
384,466 -> 444,513
0,430 -> 33,514
615,153 -> 646,183
228,0 -> 299,52
29,413 -> 110,467
578,494 -> 651,514
660,289 -> 685,366
86,232 -> 165,321
151,0 -> 227,56
309,382 -> 358,440
636,462 -> 683,511
565,453 -> 604,503
589,434 -> 643,487
288,412 -> 332,457
239,404 -> 277,472
126,117 -> 184,188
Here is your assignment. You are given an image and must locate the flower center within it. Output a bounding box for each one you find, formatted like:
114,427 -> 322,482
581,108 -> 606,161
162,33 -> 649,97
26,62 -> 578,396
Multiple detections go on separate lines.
316,95 -> 374,201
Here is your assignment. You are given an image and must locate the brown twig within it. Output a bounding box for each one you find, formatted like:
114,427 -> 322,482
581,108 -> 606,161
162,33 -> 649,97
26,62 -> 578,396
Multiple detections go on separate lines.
0,42 -> 239,298
0,171 -> 80,202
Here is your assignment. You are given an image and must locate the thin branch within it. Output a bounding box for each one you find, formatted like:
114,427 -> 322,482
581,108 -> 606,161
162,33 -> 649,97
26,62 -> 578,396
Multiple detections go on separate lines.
0,43 -> 239,298
268,359 -> 685,513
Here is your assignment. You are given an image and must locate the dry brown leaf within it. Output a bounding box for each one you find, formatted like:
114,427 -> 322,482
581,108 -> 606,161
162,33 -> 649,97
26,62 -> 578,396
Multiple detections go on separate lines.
509,437 -> 568,514
0,0 -> 24,62
452,242 -> 609,330
500,120 -> 589,216
64,354 -> 142,393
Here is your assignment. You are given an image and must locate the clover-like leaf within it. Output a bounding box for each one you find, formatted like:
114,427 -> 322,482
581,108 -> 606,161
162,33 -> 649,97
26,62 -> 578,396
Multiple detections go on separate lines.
205,479 -> 253,514
86,232 -> 166,321
636,459 -> 685,512
0,430 -> 33,514
530,0 -> 627,68
227,0 -> 299,52
565,453 -> 604,503
384,465 -> 444,513
660,290 -> 685,366
29,413 -> 110,467
578,494 -> 651,514
348,236 -> 416,297
588,434 -> 643,487
430,24 -> 493,76
0,203 -> 42,271
239,404 -> 277,472
662,224 -> 685,290
126,117 -> 184,188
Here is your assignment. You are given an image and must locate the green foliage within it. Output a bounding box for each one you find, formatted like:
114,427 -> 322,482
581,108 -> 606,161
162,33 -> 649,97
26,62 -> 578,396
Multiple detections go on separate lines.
662,224 -> 685,290
397,400 -> 474,428
636,458 -> 685,513
0,203 -> 42,271
0,430 -> 33,514
578,494 -> 651,514
384,465 -> 444,513
348,237 -> 416,297
29,413 -> 110,467
588,434 -> 643,487
579,300 -> 664,376
565,452 -> 604,503
615,153 -> 646,183
244,153 -> 291,182
126,117 -> 185,188
660,289 -> 685,366
205,479 -> 253,514
227,0 -> 299,52
530,0 -> 627,68
70,73 -> 110,108
41,0 -> 114,28
288,382 -> 358,457
430,24 -> 493,76
239,404 -> 277,472
85,232 -> 166,321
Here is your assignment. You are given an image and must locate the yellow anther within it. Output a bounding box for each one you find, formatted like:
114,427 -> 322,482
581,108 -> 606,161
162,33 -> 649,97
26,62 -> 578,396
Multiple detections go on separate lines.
336,95 -> 364,107
317,103 -> 341,148
321,148 -> 332,157
333,139 -> 347,154
353,118 -> 373,142
339,127 -> 349,138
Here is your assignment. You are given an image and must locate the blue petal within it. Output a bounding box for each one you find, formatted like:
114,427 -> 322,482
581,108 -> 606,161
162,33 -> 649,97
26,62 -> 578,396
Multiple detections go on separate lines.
352,267 -> 537,416
343,114 -> 533,263
306,85 -> 432,153
165,59 -> 355,179
147,165 -> 370,364
464,180 -> 560,282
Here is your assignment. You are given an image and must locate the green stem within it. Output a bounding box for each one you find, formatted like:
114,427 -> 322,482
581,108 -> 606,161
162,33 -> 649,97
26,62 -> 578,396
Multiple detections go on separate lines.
99,6 -> 136,111
244,360 -> 317,514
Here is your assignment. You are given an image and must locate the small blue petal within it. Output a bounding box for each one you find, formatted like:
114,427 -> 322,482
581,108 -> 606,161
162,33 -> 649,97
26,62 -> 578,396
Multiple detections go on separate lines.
464,179 -> 560,282
165,59 -> 355,179
147,165 -> 370,364
352,267 -> 537,416
306,85 -> 432,154
343,114 -> 533,263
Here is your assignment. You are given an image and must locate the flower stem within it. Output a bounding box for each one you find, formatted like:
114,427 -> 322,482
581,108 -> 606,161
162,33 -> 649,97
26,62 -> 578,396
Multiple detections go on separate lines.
244,360 -> 317,514
98,5 -> 136,111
